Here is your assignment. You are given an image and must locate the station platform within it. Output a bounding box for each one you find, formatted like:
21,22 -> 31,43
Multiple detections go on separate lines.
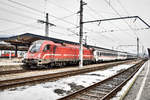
124,60 -> 150,100
0,58 -> 23,70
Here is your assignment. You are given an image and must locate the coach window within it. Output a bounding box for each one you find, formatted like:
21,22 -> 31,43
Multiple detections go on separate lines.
97,52 -> 99,56
43,45 -> 50,52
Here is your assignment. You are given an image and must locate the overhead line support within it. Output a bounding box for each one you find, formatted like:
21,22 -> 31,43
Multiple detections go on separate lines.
83,16 -> 150,29
79,0 -> 87,68
38,13 -> 56,37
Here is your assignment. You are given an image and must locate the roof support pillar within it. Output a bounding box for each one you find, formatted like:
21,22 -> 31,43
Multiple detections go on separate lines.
15,45 -> 18,57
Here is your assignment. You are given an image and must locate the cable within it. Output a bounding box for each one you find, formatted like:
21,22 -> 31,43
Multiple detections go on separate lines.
0,7 -> 37,20
47,0 -> 75,13
116,0 -> 130,15
0,1 -> 41,16
0,17 -> 79,37
51,13 -> 78,22
7,0 -> 79,28
0,18 -> 41,29
7,0 -> 44,14
86,5 -> 129,43
104,0 -> 138,38
0,22 -> 41,33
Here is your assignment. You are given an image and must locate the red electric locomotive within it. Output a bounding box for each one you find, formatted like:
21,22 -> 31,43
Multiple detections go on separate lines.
23,40 -> 94,68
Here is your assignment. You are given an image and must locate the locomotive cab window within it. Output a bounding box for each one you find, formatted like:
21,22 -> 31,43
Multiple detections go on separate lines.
43,45 -> 51,51
29,40 -> 44,53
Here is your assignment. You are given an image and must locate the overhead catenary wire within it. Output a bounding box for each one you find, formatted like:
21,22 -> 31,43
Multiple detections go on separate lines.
84,3 -> 149,52
0,23 -> 37,33
50,13 -> 78,22
104,0 -> 138,38
0,6 -> 37,20
5,0 -> 100,37
7,0 -> 79,27
0,20 -> 79,38
85,5 -> 129,44
114,0 -> 146,52
116,0 -> 147,48
47,0 -> 76,13
7,0 -> 44,14
0,1 -> 42,16
116,0 -> 130,15
0,18 -> 41,29
86,3 -> 149,52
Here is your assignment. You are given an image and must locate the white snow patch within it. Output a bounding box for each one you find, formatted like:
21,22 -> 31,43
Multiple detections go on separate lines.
0,85 -> 60,100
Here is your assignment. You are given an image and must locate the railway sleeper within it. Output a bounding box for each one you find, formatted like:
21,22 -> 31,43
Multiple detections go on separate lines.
74,95 -> 92,100
113,78 -> 125,83
119,76 -> 128,80
82,92 -> 100,98
89,90 -> 107,97
96,85 -> 113,91
78,93 -> 99,100
71,98 -> 85,100
74,96 -> 90,100
93,87 -> 111,93
98,83 -> 116,89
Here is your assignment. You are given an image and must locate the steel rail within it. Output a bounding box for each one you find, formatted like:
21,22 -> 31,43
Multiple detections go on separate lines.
0,70 -> 28,75
57,60 -> 146,100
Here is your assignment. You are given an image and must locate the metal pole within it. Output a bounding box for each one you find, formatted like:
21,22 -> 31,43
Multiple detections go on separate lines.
9,50 -> 11,59
45,13 -> 49,37
15,45 -> 18,57
137,37 -> 139,57
79,0 -> 83,68
85,35 -> 87,46
37,13 -> 55,37
142,45 -> 144,57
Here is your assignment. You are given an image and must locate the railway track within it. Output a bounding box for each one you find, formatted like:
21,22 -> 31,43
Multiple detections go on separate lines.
0,59 -> 141,90
57,60 -> 146,100
0,60 -> 135,76
0,70 -> 28,75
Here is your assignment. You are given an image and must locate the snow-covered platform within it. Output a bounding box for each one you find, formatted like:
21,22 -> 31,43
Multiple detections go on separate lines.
123,60 -> 150,100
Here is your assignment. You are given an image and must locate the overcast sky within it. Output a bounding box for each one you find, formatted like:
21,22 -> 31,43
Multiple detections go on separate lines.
0,0 -> 150,54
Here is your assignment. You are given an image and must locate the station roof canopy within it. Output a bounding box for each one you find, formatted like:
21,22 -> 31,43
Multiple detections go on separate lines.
0,33 -> 128,53
0,44 -> 28,51
0,33 -> 79,46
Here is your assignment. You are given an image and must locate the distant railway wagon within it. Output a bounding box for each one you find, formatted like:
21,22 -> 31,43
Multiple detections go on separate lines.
0,50 -> 26,58
0,50 -> 16,58
93,50 -> 118,62
0,53 -> 16,58
23,40 -> 136,69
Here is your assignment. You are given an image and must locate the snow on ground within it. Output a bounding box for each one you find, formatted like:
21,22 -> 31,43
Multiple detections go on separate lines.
0,63 -> 134,100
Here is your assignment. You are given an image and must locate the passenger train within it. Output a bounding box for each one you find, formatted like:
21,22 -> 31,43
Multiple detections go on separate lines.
23,40 -> 136,68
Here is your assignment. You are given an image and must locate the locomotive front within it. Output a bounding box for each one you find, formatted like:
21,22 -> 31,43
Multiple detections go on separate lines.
23,40 -> 46,68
